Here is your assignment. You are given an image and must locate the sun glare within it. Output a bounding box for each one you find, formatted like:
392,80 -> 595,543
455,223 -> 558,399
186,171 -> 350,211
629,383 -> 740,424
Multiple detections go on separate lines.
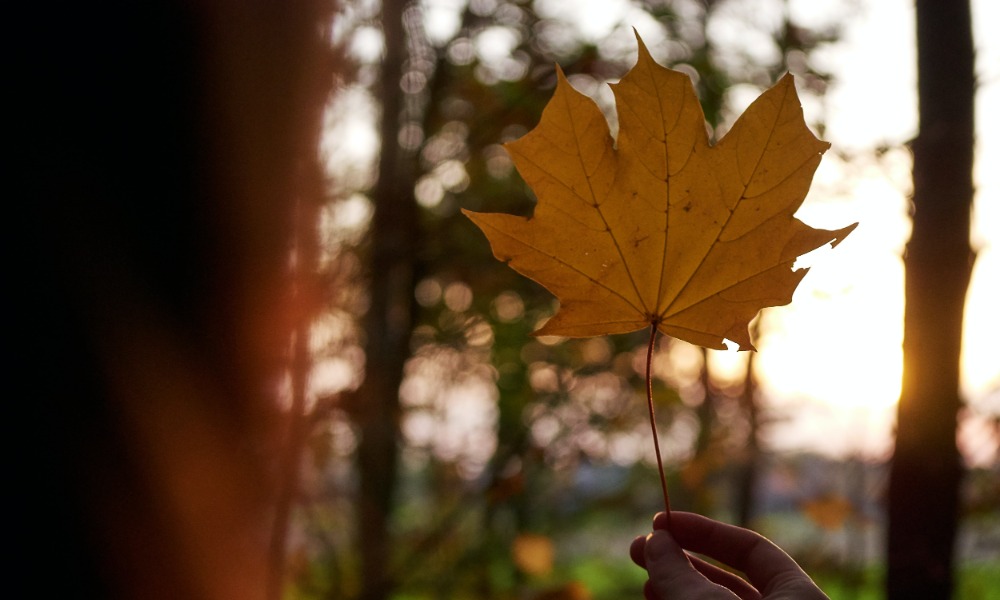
736,0 -> 999,459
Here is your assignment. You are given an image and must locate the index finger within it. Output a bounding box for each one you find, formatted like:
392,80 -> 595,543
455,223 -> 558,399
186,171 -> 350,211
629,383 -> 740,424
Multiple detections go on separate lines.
656,512 -> 819,595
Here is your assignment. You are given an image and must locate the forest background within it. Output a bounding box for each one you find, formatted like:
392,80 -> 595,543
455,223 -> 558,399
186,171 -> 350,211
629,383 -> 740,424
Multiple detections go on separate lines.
19,0 -> 997,600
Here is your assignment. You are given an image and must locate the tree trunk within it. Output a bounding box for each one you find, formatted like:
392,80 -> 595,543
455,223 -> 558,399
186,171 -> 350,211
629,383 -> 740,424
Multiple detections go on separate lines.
21,1 -> 332,598
353,0 -> 419,597
735,346 -> 760,528
268,145 -> 330,600
886,0 -> 975,597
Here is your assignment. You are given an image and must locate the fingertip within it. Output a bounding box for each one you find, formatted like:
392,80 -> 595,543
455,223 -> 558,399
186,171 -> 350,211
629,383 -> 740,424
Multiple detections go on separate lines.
652,511 -> 670,531
644,530 -> 675,561
643,530 -> 709,599
629,535 -> 648,568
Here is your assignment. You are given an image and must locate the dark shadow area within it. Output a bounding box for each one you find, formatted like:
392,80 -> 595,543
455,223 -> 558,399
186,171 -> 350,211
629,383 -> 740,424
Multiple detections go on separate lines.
18,2 -> 329,598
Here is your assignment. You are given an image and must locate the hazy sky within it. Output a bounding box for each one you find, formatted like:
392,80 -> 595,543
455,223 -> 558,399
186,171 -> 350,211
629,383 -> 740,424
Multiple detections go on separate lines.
750,0 -> 998,462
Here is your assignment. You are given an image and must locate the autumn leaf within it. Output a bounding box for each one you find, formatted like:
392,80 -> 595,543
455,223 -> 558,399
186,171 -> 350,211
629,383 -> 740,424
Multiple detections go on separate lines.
512,533 -> 555,576
801,494 -> 856,531
463,32 -> 856,351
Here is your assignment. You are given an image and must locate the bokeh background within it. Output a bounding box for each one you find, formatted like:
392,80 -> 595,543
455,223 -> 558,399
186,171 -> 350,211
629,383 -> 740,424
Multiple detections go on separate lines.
295,0 -> 998,598
23,0 -> 997,599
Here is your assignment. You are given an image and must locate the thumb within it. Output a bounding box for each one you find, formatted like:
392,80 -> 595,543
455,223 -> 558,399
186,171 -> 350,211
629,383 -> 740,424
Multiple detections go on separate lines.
644,530 -> 710,600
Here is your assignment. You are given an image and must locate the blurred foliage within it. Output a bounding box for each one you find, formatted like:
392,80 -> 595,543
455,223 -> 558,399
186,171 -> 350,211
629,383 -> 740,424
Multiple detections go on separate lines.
284,0 -> 998,598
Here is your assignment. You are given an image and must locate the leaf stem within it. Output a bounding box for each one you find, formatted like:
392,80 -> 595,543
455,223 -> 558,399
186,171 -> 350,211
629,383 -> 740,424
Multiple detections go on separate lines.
645,323 -> 671,529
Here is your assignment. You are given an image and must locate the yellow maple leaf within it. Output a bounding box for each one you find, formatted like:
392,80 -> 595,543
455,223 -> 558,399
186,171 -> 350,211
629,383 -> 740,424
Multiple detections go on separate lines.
463,32 -> 856,350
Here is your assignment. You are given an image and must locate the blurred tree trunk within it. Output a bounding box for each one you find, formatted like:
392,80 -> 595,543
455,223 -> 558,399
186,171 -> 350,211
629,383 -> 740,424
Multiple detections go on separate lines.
687,348 -> 718,513
353,0 -> 419,597
735,345 -> 759,528
22,0 -> 332,598
268,143 -> 330,599
887,0 -> 975,597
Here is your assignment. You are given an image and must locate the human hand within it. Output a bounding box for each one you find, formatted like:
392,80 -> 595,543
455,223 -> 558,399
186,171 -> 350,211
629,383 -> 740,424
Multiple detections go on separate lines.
629,512 -> 829,600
